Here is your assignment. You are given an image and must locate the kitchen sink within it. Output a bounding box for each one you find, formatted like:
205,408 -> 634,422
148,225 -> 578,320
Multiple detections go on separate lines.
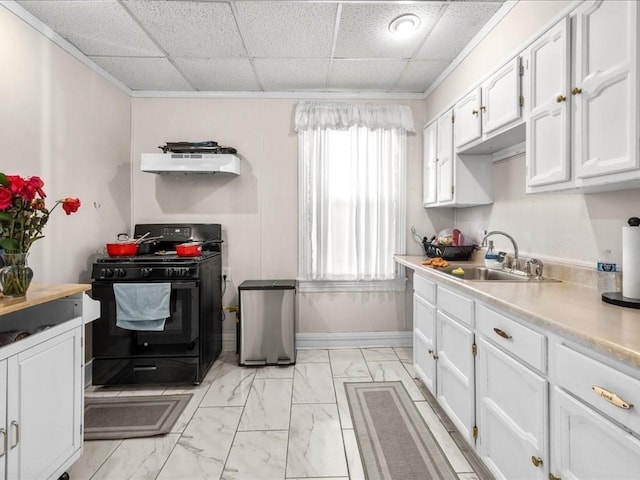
439,265 -> 561,283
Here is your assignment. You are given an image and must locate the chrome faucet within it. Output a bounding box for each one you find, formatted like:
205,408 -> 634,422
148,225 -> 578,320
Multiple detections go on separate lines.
481,231 -> 520,271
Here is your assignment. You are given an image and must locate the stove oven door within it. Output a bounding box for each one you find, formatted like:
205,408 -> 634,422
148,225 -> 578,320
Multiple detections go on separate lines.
91,280 -> 200,386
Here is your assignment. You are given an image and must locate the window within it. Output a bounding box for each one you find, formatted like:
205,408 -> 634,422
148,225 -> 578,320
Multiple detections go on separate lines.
295,102 -> 414,292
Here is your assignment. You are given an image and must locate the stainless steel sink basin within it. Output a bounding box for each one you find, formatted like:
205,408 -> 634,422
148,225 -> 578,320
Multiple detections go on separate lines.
439,265 -> 560,283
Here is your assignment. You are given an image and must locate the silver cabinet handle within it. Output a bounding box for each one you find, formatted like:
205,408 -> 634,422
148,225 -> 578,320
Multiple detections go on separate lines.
0,428 -> 6,457
592,386 -> 634,409
10,421 -> 18,449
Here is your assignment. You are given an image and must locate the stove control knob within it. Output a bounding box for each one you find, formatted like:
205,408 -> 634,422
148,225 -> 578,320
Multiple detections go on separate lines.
164,268 -> 174,277
103,268 -> 114,278
116,268 -> 126,278
141,268 -> 152,278
178,268 -> 188,277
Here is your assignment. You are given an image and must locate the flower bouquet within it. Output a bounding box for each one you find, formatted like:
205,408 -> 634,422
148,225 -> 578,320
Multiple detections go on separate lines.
0,173 -> 80,297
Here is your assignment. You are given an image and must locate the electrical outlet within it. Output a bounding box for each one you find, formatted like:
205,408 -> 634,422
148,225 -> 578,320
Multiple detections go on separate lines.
222,267 -> 231,282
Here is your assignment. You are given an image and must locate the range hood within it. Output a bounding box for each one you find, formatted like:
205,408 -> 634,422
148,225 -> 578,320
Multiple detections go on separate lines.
141,153 -> 240,175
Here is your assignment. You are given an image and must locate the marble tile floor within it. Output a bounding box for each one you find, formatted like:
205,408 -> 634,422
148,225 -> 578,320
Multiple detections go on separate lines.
70,347 -> 487,480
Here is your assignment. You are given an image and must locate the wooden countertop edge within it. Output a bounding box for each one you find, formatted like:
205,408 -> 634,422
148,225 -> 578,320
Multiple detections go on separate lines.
395,255 -> 640,370
0,283 -> 91,316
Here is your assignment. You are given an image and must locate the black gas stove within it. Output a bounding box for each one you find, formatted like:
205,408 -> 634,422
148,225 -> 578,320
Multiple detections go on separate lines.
90,223 -> 223,386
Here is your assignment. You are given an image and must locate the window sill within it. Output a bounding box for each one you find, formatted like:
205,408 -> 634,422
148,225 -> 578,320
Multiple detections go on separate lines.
297,278 -> 406,293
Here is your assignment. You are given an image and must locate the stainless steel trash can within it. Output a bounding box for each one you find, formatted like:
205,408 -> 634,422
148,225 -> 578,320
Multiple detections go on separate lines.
238,280 -> 296,366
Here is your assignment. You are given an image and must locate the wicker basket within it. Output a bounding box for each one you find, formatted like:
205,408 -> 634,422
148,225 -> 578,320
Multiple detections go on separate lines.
422,241 -> 475,261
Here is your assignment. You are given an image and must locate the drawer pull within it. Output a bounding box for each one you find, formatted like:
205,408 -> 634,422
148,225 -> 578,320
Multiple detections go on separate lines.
493,328 -> 512,339
592,386 -> 634,410
549,474 -> 561,480
10,421 -> 18,449
0,428 -> 6,457
531,456 -> 543,467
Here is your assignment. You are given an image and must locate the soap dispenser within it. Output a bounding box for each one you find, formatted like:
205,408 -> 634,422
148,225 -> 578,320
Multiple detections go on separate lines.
484,240 -> 501,269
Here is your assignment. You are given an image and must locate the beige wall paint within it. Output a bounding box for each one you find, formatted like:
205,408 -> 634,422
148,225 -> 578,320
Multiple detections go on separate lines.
423,0 -> 640,272
0,6 -> 131,283
131,98 -> 429,334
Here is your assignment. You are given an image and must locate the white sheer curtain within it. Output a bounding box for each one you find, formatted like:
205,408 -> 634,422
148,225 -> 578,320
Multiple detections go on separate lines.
296,102 -> 413,285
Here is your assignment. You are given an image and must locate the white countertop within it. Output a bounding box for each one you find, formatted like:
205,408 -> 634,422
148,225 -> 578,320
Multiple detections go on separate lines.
395,255 -> 640,370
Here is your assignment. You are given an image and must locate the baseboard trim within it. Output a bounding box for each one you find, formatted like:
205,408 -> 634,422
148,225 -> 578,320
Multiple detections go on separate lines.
295,331 -> 412,349
223,330 -> 412,351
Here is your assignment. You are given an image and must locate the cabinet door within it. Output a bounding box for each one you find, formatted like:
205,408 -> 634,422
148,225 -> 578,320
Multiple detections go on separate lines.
423,121 -> 438,205
476,338 -> 548,480
526,18 -> 571,189
551,387 -> 640,480
413,294 -> 436,395
436,311 -> 475,442
436,110 -> 454,204
454,87 -> 482,148
481,57 -> 522,135
573,0 -> 639,179
0,360 -> 6,480
7,327 -> 83,480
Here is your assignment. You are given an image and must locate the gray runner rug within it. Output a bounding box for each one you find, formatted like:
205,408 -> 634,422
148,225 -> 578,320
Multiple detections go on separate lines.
345,381 -> 457,480
84,394 -> 192,440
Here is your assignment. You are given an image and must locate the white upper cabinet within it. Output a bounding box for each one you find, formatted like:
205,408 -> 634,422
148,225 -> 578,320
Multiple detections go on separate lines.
436,111 -> 455,204
525,17 -> 571,189
573,0 -> 638,181
423,110 -> 494,208
454,57 -> 524,155
454,87 -> 482,148
423,120 -> 438,205
526,0 -> 640,193
481,57 -> 523,135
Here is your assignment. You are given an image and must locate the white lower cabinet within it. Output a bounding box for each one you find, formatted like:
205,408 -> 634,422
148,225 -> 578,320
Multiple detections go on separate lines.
0,322 -> 83,480
410,270 -> 640,479
413,273 -> 437,395
436,310 -> 475,442
476,337 -> 548,480
551,387 -> 640,480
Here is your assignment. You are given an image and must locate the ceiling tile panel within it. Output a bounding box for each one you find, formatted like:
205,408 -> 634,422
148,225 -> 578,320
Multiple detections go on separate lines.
253,59 -> 330,91
328,59 -> 407,91
415,3 -> 503,60
17,0 -> 162,56
123,0 -> 246,58
173,58 -> 261,91
394,59 -> 451,93
334,3 -> 442,59
90,57 -> 193,91
234,2 -> 337,58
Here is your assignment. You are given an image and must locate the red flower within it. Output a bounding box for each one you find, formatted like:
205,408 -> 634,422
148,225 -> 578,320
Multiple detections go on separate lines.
28,176 -> 46,198
6,175 -> 26,196
61,197 -> 81,215
0,186 -> 12,210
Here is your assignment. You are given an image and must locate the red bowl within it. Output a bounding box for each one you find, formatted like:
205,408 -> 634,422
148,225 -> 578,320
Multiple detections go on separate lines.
176,243 -> 202,257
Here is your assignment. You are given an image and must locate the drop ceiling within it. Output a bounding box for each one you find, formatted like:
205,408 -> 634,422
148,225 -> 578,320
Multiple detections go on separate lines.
13,0 -> 508,96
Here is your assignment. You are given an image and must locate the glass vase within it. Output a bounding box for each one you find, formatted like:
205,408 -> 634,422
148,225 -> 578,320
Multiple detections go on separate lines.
0,253 -> 34,298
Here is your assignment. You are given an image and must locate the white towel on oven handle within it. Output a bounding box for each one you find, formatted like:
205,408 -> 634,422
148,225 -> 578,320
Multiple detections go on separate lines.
113,283 -> 171,331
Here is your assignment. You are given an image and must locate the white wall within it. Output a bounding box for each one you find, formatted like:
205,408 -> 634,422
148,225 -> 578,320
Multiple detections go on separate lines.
131,97 -> 430,335
423,0 -> 640,270
0,5 -> 132,283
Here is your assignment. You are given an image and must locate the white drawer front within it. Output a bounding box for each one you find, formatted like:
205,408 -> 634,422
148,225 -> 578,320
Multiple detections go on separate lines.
437,285 -> 474,327
477,304 -> 546,372
555,343 -> 640,436
413,272 -> 436,305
